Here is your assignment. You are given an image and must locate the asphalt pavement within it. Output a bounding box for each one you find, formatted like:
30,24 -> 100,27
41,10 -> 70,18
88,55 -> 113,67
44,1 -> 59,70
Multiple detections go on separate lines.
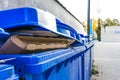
91,42 -> 120,80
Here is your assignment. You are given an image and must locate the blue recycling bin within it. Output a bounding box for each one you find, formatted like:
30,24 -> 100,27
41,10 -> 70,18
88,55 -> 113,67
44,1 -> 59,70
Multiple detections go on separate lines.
0,46 -> 86,80
79,34 -> 89,44
56,19 -> 82,43
83,42 -> 94,80
0,64 -> 19,80
0,7 -> 94,80
56,19 -> 77,38
73,41 -> 94,80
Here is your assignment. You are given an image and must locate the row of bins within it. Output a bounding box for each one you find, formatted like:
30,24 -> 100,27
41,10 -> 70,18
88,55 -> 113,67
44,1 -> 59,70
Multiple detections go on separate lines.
0,42 -> 94,80
0,7 -> 94,80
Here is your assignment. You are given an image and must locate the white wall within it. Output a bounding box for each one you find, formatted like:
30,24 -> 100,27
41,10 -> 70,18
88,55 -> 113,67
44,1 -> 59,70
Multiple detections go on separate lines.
101,26 -> 120,42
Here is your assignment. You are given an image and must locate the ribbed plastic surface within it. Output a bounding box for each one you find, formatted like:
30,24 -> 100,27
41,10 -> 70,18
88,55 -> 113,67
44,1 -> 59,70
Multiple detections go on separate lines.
0,46 -> 86,80
74,42 -> 94,80
0,43 -> 94,80
0,64 -> 19,80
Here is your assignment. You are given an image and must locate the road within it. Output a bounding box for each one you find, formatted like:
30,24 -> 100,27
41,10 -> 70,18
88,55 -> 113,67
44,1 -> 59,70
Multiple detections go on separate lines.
91,42 -> 120,80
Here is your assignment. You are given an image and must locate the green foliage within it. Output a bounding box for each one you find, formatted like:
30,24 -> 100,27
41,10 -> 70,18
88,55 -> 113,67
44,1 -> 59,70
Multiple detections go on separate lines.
102,18 -> 120,28
104,18 -> 114,26
91,64 -> 99,75
112,19 -> 120,26
95,18 -> 102,41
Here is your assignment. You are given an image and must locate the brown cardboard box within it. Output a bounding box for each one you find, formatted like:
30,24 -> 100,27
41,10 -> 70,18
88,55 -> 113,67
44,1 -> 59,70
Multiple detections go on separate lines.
0,35 -> 75,54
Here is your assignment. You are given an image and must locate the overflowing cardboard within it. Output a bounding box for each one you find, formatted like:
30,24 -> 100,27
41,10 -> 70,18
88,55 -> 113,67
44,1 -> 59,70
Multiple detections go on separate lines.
0,35 -> 75,54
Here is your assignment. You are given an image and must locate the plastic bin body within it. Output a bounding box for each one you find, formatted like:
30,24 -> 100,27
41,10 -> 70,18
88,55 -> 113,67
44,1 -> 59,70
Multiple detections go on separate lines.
74,42 -> 94,80
89,43 -> 94,76
83,42 -> 94,80
0,64 -> 19,80
84,48 -> 91,80
0,46 -> 85,80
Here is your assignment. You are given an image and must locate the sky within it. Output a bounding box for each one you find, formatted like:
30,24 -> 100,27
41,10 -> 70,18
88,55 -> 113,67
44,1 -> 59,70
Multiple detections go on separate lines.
59,0 -> 120,21
2,0 -> 120,21
91,0 -> 120,20
58,0 -> 88,21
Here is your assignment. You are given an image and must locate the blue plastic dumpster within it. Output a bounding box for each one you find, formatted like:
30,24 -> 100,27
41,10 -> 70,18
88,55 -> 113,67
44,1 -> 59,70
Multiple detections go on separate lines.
56,19 -> 77,39
83,42 -> 94,80
73,42 -> 94,80
79,34 -> 89,44
0,64 -> 19,80
0,46 -> 86,80
56,19 -> 83,43
0,7 -> 94,80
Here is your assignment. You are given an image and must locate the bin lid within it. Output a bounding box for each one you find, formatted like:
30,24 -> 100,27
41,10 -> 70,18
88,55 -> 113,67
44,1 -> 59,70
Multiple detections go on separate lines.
0,7 -> 82,44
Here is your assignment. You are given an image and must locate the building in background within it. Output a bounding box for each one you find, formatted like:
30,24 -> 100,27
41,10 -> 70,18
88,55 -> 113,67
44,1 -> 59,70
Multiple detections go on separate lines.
101,26 -> 120,42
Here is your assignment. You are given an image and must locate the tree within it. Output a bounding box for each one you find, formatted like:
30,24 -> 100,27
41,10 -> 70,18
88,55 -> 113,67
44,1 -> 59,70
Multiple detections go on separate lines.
103,18 -> 114,26
102,18 -> 120,28
92,18 -> 97,31
112,18 -> 120,26
95,18 -> 102,41
83,18 -> 120,41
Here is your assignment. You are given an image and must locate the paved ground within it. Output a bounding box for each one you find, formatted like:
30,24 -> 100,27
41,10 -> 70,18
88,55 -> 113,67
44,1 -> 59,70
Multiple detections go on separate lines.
91,42 -> 120,80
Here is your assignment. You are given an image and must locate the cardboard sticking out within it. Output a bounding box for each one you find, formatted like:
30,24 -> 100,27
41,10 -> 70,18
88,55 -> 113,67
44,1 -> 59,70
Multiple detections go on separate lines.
0,35 -> 75,54
0,35 -> 27,54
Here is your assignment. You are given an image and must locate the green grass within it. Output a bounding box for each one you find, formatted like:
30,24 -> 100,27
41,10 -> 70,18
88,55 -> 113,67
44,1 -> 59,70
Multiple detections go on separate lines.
91,64 -> 99,75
